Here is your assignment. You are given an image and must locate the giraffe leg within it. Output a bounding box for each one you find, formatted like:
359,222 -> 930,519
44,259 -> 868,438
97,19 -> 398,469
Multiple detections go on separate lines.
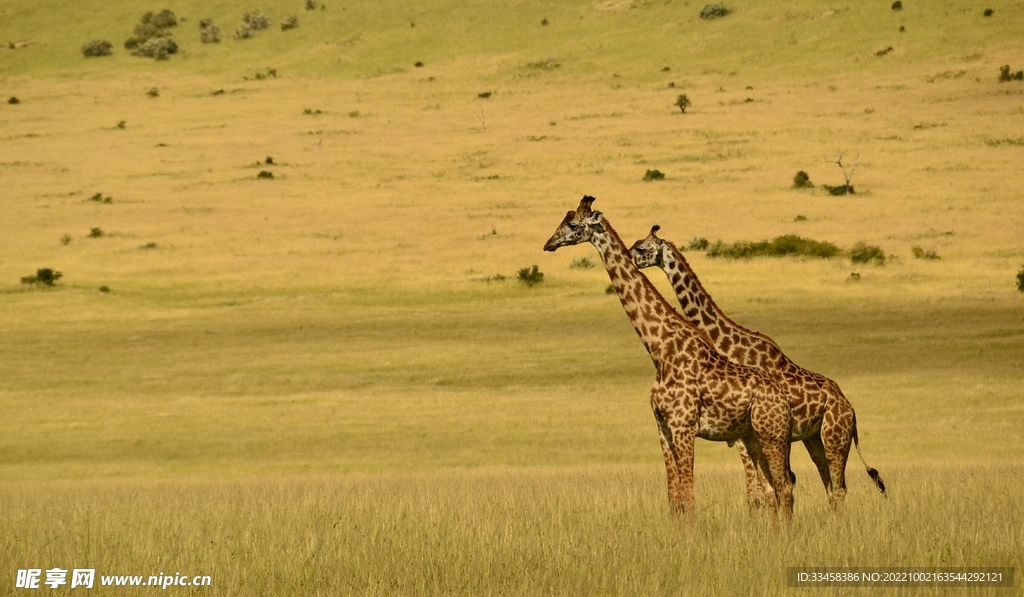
821,400 -> 854,510
750,393 -> 794,524
668,423 -> 698,515
735,441 -> 766,510
802,433 -> 834,500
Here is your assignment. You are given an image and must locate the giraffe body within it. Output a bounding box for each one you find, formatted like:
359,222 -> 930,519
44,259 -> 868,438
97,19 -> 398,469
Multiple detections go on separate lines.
630,227 -> 885,507
544,197 -> 794,519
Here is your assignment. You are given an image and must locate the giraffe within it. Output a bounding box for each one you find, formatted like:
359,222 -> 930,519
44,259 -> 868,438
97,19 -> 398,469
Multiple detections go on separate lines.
544,196 -> 794,520
629,225 -> 886,508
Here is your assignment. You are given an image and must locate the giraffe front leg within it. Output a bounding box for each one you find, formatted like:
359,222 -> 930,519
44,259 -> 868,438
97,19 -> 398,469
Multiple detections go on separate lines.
652,385 -> 699,516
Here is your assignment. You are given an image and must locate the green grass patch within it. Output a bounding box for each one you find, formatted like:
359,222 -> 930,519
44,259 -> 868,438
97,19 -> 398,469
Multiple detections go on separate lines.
706,235 -> 841,259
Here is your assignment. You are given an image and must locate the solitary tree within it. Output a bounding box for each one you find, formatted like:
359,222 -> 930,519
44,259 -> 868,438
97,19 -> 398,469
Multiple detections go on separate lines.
828,151 -> 858,195
674,94 -> 691,113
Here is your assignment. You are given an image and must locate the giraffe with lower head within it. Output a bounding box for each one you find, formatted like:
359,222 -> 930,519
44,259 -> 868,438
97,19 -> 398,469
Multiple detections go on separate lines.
630,226 -> 886,508
544,196 -> 794,520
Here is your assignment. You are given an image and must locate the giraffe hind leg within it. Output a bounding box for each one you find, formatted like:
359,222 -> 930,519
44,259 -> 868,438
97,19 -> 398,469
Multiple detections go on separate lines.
736,441 -> 767,510
821,405 -> 854,510
802,433 -> 834,500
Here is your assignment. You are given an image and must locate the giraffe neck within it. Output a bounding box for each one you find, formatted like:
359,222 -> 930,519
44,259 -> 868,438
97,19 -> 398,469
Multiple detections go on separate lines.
589,220 -> 694,365
659,241 -> 784,373
660,242 -> 728,331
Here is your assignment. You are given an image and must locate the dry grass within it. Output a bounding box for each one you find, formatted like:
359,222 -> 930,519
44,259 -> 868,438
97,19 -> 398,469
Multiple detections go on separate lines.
2,0 -> 1023,593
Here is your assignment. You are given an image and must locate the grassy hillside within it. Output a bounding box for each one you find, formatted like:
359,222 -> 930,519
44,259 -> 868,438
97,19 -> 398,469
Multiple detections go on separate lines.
2,1 -> 1023,594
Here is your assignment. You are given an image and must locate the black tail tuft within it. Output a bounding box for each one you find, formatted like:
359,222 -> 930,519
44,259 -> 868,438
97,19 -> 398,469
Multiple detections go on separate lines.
853,413 -> 886,496
867,467 -> 886,495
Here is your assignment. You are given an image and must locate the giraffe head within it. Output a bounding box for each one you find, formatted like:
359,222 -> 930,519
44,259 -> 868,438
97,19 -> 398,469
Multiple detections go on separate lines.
629,225 -> 668,269
543,196 -> 604,251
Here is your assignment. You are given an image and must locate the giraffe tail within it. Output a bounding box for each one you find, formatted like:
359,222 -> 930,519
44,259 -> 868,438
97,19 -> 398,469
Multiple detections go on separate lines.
852,412 -> 886,496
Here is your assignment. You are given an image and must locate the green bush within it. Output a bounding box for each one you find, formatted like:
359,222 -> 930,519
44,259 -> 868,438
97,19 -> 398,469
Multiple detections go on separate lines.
674,94 -> 691,113
81,40 -> 113,57
699,4 -> 729,20
686,237 -> 709,251
998,65 -> 1024,82
792,171 -> 813,188
125,10 -> 178,57
891,1 -> 902,10
281,15 -> 299,31
643,169 -> 665,181
569,256 -> 595,269
1017,266 -> 1024,292
822,183 -> 854,196
850,242 -> 885,265
911,245 -> 939,260
706,235 -> 841,259
517,265 -> 544,286
199,19 -> 221,43
21,268 -> 63,286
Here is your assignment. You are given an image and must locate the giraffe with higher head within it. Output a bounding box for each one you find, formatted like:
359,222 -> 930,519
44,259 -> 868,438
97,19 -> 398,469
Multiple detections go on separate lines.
629,225 -> 886,508
544,196 -> 795,520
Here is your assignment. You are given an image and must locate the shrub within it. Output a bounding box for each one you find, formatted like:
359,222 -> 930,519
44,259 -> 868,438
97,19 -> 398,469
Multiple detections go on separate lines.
139,242 -> 158,249
89,227 -> 104,238
125,10 -> 177,55
281,15 -> 299,30
706,235 -> 841,259
199,19 -> 221,43
699,4 -> 729,19
60,234 -> 72,246
605,284 -> 615,294
147,87 -> 159,97
850,242 -> 885,265
21,268 -> 63,286
237,10 -> 271,39
998,65 -> 1024,82
891,1 -> 902,10
570,256 -> 595,269
81,40 -> 113,57
821,183 -> 854,196
848,272 -> 861,282
686,237 -> 709,251
794,215 -> 807,222
1017,266 -> 1024,292
984,8 -> 994,16
99,286 -> 111,293
306,0 -> 318,9
8,96 -> 19,104
643,169 -> 665,181
257,170 -> 274,179
674,94 -> 691,113
517,265 -> 544,286
89,193 -> 112,203
911,245 -> 939,260
116,120 -> 126,129
792,171 -> 813,188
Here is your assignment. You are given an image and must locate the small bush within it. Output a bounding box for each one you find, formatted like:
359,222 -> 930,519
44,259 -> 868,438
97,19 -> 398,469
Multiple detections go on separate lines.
237,10 -> 271,39
911,245 -> 939,260
686,237 -> 709,251
8,96 -> 19,104
477,91 -> 492,99
876,47 -> 894,57
674,94 -> 691,113
794,215 -> 807,222
605,284 -> 615,294
792,171 -> 813,188
139,242 -> 158,249
850,242 -> 885,265
133,37 -> 178,59
21,268 -> 63,286
149,9 -> 177,28
822,183 -> 854,196
848,272 -> 861,282
306,0 -> 318,9
199,19 -> 221,43
281,15 -> 299,30
99,286 -> 111,293
984,8 -> 994,16
1017,266 -> 1024,292
116,120 -> 126,129
998,65 -> 1024,82
643,169 -> 665,181
517,265 -> 544,286
891,1 -> 902,10
81,40 -> 113,57
570,256 -> 595,269
147,87 -> 159,97
699,4 -> 729,19
89,227 -> 104,238
89,193 -> 112,203
706,235 -> 841,259
257,170 -> 274,179
60,234 -> 72,246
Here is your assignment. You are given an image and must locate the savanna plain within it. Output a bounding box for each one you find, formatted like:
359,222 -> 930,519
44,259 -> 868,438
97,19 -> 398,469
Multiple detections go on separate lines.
2,0 -> 1023,594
